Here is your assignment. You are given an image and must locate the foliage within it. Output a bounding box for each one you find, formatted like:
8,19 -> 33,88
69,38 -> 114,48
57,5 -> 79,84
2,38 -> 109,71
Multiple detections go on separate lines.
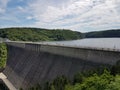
70,72 -> 120,90
26,66 -> 120,90
1,28 -> 120,41
71,70 -> 114,90
26,68 -> 117,90
85,29 -> 120,38
52,75 -> 69,90
106,75 -> 120,90
73,72 -> 84,84
0,28 -> 82,41
28,84 -> 42,90
43,82 -> 52,90
0,43 -> 7,68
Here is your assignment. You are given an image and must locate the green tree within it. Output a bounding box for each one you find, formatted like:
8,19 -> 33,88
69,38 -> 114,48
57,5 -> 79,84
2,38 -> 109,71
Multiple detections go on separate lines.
73,73 -> 84,84
43,82 -> 51,90
71,70 -> 114,90
0,43 -> 7,68
53,75 -> 69,90
106,75 -> 120,90
0,28 -> 82,41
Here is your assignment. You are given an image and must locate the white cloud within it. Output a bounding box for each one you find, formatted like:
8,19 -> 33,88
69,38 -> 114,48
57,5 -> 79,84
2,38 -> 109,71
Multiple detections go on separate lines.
26,16 -> 33,20
26,0 -> 120,31
17,6 -> 25,12
0,0 -> 10,13
0,8 -> 5,13
30,0 -> 94,22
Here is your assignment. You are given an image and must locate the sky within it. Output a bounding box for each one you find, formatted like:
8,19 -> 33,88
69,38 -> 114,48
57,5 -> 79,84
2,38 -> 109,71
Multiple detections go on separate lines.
0,0 -> 120,32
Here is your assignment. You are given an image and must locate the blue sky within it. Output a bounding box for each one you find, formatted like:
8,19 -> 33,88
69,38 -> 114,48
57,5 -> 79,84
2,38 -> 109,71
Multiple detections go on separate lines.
0,0 -> 120,32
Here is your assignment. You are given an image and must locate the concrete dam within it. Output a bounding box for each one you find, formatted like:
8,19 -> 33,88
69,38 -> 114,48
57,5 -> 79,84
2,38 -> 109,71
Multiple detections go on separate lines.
2,38 -> 120,89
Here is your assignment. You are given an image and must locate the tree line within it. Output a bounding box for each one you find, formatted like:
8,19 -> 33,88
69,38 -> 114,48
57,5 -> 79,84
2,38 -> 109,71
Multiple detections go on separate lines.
0,28 -> 82,41
0,28 -> 120,42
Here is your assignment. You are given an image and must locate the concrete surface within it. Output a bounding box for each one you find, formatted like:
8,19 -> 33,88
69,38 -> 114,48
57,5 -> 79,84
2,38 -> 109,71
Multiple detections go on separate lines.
0,73 -> 16,90
3,41 -> 120,89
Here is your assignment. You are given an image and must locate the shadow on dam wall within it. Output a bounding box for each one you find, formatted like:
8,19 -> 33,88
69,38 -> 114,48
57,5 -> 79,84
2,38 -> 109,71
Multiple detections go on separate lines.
3,42 -> 120,89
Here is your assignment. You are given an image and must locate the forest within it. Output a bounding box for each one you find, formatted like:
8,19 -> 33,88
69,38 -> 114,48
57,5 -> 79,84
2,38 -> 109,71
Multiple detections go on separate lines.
0,28 -> 82,41
84,29 -> 120,38
0,28 -> 120,42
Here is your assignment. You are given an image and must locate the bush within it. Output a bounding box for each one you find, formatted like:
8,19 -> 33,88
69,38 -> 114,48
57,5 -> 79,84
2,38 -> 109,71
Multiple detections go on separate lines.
0,43 -> 7,68
53,75 -> 69,90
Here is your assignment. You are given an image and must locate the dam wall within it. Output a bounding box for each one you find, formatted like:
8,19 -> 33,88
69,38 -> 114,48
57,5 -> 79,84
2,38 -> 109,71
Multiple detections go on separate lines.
3,42 -> 120,89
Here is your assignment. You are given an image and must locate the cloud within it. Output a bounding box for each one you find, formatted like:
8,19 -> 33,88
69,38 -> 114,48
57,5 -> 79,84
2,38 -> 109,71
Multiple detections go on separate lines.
0,0 -> 120,32
0,0 -> 10,13
29,0 -> 93,22
26,16 -> 33,20
26,0 -> 120,31
17,6 -> 25,12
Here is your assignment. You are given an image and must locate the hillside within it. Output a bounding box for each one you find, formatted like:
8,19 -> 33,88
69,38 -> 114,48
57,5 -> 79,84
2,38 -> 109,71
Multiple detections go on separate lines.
0,28 -> 82,41
84,29 -> 120,38
0,28 -> 120,41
